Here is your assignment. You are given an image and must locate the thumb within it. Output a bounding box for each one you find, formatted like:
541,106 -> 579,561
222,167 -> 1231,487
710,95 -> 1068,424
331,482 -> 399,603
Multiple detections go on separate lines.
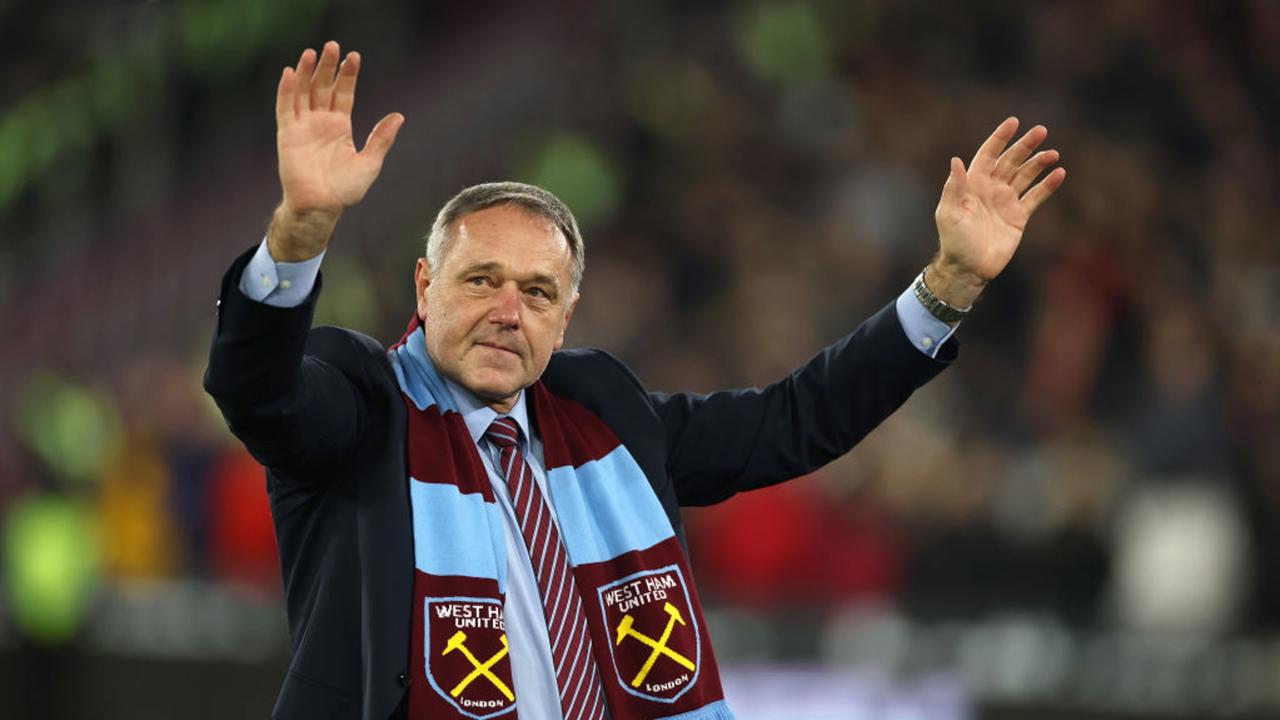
360,112 -> 405,164
939,156 -> 967,207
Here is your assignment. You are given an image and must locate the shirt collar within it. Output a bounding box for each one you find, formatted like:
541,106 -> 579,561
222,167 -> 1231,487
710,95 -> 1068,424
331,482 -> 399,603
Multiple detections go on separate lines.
440,374 -> 533,449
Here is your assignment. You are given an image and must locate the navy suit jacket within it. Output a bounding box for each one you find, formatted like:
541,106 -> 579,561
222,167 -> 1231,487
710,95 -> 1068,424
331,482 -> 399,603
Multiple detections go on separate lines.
202,244 -> 955,720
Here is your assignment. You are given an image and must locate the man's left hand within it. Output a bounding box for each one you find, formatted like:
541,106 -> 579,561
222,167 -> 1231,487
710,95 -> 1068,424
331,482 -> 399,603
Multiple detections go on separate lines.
928,117 -> 1066,308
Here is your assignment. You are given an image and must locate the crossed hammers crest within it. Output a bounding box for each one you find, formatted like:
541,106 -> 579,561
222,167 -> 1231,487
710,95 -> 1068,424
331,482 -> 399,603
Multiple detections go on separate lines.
615,601 -> 697,688
442,630 -> 514,702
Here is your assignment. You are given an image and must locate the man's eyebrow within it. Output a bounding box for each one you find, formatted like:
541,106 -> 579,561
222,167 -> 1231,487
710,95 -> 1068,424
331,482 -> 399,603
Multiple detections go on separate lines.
456,261 -> 503,277
456,261 -> 561,292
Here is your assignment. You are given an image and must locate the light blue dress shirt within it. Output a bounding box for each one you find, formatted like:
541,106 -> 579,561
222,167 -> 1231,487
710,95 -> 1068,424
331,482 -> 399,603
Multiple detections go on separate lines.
437,374 -> 569,719
237,236 -> 958,717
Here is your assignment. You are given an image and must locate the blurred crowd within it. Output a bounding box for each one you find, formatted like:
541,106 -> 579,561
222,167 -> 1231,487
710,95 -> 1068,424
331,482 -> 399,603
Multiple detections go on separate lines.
1,0 -> 1278,667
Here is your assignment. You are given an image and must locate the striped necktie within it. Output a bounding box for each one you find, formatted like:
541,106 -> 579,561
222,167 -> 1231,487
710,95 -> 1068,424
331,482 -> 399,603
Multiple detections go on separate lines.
485,417 -> 608,720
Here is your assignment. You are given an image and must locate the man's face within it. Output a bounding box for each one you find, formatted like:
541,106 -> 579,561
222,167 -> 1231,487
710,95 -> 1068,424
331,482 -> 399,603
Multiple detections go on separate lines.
415,204 -> 578,414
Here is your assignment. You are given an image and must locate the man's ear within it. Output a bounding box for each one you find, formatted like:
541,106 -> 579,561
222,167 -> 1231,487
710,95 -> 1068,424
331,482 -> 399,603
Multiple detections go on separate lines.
414,258 -> 432,321
554,292 -> 579,351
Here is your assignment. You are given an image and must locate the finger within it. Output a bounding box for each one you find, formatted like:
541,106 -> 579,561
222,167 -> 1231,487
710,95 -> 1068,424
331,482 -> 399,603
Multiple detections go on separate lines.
993,124 -> 1047,181
938,156 -> 967,208
311,40 -> 341,111
293,48 -> 317,116
360,112 -> 406,163
1019,167 -> 1067,216
969,116 -> 1019,176
332,51 -> 361,115
276,66 -> 296,126
1010,149 -> 1059,194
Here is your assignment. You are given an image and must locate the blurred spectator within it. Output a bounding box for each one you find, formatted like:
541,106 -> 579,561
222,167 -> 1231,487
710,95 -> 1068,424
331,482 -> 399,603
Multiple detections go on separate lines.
97,430 -> 181,579
205,444 -> 279,593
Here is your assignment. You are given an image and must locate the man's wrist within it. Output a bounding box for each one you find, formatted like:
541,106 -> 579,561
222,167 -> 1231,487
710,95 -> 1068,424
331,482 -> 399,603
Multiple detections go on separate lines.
912,269 -> 968,325
267,203 -> 340,262
924,259 -> 986,310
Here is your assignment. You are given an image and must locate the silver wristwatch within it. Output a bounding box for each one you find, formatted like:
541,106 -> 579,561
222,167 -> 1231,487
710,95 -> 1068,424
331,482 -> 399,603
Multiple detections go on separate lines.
911,267 -> 971,323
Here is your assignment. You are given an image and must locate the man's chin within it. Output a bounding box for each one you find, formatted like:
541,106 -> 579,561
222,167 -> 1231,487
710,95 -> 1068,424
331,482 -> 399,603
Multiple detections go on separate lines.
461,374 -> 523,403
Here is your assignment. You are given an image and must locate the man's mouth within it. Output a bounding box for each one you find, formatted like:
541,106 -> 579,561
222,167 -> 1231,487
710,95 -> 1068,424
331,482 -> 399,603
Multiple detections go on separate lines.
478,342 -> 519,357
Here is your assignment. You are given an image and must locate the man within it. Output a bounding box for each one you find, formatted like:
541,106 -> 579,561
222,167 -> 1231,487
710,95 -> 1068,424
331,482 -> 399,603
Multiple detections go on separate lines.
203,41 -> 1065,720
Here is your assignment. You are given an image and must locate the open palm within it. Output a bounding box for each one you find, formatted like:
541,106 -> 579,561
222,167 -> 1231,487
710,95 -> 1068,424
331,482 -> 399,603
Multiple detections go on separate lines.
276,42 -> 404,215
934,118 -> 1066,283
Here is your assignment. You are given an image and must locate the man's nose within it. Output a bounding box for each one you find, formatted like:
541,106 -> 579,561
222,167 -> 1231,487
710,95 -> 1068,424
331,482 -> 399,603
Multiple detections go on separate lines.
489,284 -> 521,327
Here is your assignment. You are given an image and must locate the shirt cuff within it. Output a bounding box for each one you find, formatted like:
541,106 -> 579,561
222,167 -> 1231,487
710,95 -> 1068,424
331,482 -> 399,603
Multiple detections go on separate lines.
237,236 -> 325,308
895,285 -> 959,358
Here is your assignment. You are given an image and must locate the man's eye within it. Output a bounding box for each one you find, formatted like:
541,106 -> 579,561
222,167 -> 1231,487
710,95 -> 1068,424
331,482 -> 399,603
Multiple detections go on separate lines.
527,287 -> 548,298
467,276 -> 487,286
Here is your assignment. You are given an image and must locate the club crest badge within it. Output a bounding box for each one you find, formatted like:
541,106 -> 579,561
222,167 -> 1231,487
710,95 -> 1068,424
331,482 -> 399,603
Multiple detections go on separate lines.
424,597 -> 516,719
597,565 -> 701,703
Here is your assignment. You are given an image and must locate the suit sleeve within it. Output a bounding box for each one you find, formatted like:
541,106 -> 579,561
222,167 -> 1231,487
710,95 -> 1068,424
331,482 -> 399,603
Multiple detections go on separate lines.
202,243 -> 366,477
647,300 -> 956,506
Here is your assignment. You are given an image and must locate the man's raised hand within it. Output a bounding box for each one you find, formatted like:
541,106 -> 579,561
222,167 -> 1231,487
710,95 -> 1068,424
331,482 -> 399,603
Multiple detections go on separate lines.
270,41 -> 405,261
927,117 -> 1066,309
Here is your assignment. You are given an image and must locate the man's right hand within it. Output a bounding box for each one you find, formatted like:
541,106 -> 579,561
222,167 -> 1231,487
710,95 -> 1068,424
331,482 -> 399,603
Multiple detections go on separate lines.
269,40 -> 405,261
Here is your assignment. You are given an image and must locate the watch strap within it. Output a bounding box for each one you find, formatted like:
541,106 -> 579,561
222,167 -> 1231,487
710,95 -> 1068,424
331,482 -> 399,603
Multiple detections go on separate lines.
911,267 -> 971,323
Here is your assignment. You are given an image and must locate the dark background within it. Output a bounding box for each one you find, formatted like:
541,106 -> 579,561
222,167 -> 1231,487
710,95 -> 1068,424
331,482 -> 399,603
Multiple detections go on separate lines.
2,1 -> 1278,717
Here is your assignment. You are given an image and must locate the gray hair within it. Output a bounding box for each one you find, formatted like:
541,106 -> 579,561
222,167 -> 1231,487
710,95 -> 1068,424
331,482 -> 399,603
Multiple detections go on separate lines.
424,181 -> 585,296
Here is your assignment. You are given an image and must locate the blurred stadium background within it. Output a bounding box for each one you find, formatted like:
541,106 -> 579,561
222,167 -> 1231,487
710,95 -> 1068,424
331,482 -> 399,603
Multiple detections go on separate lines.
2,0 -> 1279,718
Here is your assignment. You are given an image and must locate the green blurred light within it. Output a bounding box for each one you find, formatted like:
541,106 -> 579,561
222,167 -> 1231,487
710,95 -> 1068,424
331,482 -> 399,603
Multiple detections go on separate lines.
519,133 -> 621,230
23,92 -> 63,178
0,114 -> 26,207
3,494 -> 100,645
625,58 -> 718,143
13,370 -> 120,485
0,0 -> 332,212
736,0 -> 832,87
182,0 -> 324,81
50,80 -> 95,154
182,1 -> 237,79
87,54 -> 137,130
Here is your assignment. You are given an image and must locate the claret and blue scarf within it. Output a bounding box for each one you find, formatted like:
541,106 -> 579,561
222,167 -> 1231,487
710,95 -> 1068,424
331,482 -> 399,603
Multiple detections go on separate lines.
387,314 -> 734,720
